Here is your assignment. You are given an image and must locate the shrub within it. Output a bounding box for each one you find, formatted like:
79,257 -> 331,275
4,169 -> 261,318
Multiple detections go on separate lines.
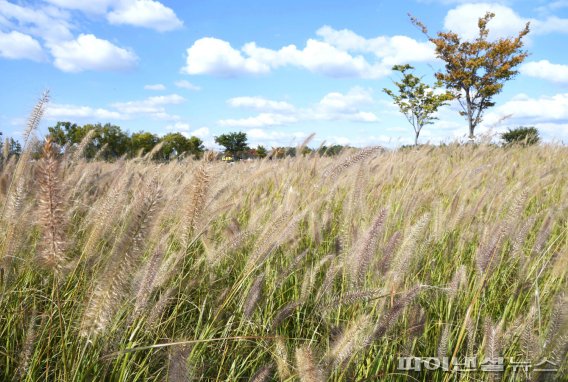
501,126 -> 540,146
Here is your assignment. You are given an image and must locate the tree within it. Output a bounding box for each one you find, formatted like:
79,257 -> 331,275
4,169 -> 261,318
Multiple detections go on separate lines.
157,133 -> 204,160
256,145 -> 267,159
97,123 -> 130,160
410,12 -> 530,139
214,132 -> 249,159
130,131 -> 159,157
383,64 -> 453,145
501,126 -> 539,146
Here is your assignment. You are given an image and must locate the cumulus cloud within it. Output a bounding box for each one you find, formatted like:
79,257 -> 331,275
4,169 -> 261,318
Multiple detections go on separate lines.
175,80 -> 201,91
521,60 -> 568,84
144,83 -> 166,91
491,93 -> 568,123
48,34 -> 137,72
46,104 -> 125,120
0,0 -> 73,42
46,94 -> 185,123
0,30 -> 45,61
443,3 -> 568,40
227,97 -> 295,112
219,87 -> 379,128
43,0 -> 182,31
107,0 -> 183,32
112,94 -> 185,116
182,37 -> 271,77
182,27 -> 435,79
219,113 -> 299,128
315,26 -> 435,64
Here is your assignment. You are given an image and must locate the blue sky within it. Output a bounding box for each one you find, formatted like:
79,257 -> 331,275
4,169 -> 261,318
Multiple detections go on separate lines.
0,0 -> 567,148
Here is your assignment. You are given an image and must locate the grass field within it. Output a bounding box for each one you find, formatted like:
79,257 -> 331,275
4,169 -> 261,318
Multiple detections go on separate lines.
0,132 -> 567,381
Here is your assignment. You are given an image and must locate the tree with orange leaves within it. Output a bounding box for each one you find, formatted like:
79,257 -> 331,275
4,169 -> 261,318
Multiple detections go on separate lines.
410,12 -> 530,140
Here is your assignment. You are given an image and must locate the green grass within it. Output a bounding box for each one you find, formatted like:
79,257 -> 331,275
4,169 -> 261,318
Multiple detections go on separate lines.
0,142 -> 567,381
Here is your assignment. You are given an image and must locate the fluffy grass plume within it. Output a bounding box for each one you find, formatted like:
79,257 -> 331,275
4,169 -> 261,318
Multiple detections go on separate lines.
0,137 -> 566,381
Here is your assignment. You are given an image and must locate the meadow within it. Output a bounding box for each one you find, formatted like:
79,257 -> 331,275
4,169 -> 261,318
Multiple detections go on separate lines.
0,125 -> 567,381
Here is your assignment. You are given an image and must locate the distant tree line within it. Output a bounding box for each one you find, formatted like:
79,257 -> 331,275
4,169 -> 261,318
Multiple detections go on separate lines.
47,121 -> 205,160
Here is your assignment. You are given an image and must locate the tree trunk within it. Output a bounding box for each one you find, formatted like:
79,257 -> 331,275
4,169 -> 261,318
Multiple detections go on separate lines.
465,90 -> 475,140
414,130 -> 419,146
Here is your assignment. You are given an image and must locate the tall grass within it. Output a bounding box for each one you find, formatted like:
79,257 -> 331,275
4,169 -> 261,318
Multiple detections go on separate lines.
0,104 -> 567,382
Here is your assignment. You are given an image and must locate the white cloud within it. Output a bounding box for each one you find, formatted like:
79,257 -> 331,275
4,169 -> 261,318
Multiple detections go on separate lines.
246,128 -> 307,146
165,121 -> 190,131
175,80 -> 201,91
45,94 -> 185,122
164,123 -> 210,140
227,97 -> 295,112
0,30 -> 45,61
491,93 -> 568,123
46,103 -> 125,120
144,83 -> 166,91
443,3 -> 568,40
183,37 -> 271,77
315,87 -> 376,122
521,60 -> 568,84
219,113 -> 299,128
43,0 -> 115,14
192,127 -> 210,139
219,87 -> 379,128
107,0 -> 183,32
315,26 -> 435,65
182,27 -> 435,79
112,94 -> 185,115
0,0 -> 73,42
49,33 -> 138,72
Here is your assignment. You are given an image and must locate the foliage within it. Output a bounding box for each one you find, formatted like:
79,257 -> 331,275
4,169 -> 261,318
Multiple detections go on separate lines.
214,131 -> 249,159
255,145 -> 268,159
410,12 -> 530,139
130,131 -> 159,156
47,121 -> 204,161
155,133 -> 204,160
501,126 -> 540,146
384,64 -> 453,145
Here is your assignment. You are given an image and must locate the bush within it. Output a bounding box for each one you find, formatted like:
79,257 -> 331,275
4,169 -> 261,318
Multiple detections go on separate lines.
501,126 -> 540,146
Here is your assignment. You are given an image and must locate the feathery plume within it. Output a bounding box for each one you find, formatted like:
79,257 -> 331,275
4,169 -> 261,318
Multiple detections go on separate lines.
295,345 -> 324,382
243,271 -> 265,318
37,138 -> 68,273
349,208 -> 388,286
250,364 -> 273,382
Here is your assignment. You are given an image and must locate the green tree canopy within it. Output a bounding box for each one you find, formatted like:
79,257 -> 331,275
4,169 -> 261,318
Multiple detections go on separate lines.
130,131 -> 159,157
214,132 -> 249,159
383,64 -> 453,145
501,126 -> 540,146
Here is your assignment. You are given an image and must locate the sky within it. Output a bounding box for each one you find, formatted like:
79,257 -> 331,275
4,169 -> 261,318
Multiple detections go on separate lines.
0,0 -> 567,149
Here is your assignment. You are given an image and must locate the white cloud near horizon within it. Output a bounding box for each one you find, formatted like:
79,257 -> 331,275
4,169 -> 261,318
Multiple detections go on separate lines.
219,87 -> 379,128
46,104 -> 126,120
46,94 -> 185,121
227,97 -> 296,112
182,27 -> 435,79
